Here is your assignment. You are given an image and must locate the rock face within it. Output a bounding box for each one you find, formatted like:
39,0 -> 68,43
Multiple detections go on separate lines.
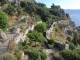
0,30 -> 8,41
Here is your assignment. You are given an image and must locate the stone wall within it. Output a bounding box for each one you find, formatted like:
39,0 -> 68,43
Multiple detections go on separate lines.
46,22 -> 57,40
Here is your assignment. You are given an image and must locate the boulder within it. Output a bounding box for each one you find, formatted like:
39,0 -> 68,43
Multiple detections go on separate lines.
56,41 -> 69,50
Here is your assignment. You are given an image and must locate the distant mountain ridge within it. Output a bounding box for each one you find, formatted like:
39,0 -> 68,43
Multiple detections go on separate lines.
65,9 -> 80,27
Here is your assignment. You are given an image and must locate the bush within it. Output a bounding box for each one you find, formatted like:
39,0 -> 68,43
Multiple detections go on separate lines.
17,7 -> 23,15
67,36 -> 71,42
17,43 -> 23,50
48,38 -> 56,45
69,43 -> 75,50
21,17 -> 27,22
28,50 -> 47,60
4,5 -> 16,16
0,11 -> 8,31
61,50 -> 80,60
0,52 -> 17,60
23,45 -> 31,50
34,22 -> 47,32
28,50 -> 41,60
14,51 -> 22,60
40,50 -> 47,60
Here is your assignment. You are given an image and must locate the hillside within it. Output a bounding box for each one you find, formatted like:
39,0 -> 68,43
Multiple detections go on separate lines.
0,0 -> 80,60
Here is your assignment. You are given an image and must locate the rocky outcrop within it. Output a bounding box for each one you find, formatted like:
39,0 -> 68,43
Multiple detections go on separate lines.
0,30 -> 8,41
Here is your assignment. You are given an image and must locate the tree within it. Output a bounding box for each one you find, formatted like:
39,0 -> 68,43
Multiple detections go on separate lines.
4,5 -> 16,16
34,22 -> 47,33
36,6 -> 50,22
0,11 -> 8,31
51,3 -> 55,9
0,52 -> 17,60
25,2 -> 36,13
27,31 -> 46,46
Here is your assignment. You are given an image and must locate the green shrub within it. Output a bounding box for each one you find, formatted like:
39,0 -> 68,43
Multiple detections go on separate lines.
40,50 -> 47,60
28,50 -> 47,60
48,38 -> 56,45
23,45 -> 31,50
14,51 -> 22,60
55,27 -> 60,32
48,44 -> 54,49
0,11 -> 8,31
0,52 -> 17,60
17,43 -> 23,50
69,43 -> 75,50
4,5 -> 16,16
17,7 -> 23,15
67,36 -> 71,42
21,17 -> 27,22
28,50 -> 41,60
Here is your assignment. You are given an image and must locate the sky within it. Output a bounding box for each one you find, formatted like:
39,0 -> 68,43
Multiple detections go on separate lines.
35,0 -> 80,9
